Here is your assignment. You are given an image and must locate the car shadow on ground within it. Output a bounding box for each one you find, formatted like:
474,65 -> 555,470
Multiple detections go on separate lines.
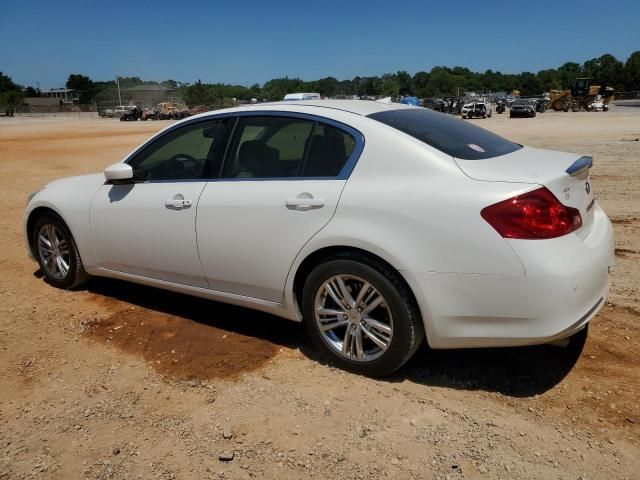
79,276 -> 584,397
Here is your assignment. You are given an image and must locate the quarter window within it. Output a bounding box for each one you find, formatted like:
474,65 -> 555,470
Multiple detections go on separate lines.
302,123 -> 355,177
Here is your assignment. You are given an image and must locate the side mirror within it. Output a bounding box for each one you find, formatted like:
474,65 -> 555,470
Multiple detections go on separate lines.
104,163 -> 133,183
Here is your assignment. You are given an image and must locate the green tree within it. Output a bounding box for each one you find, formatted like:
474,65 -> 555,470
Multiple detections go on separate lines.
380,74 -> 400,97
536,69 -> 561,91
582,54 -> 623,88
24,86 -> 40,97
66,74 -> 98,103
557,62 -> 582,89
623,51 -> 640,90
315,77 -> 339,97
0,72 -> 23,106
396,70 -> 413,96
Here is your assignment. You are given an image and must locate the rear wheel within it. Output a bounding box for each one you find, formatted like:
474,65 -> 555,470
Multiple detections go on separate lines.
302,254 -> 424,377
33,215 -> 88,289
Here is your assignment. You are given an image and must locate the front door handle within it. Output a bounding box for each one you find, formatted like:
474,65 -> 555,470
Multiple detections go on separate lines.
165,195 -> 192,209
286,197 -> 325,209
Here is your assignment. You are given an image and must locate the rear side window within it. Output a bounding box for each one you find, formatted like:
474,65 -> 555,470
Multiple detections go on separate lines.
221,115 -> 355,179
368,108 -> 521,160
222,116 -> 314,178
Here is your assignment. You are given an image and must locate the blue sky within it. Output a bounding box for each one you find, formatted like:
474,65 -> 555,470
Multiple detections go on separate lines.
1,0 -> 638,88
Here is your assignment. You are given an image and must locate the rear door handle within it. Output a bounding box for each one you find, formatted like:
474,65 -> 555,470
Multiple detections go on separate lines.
286,197 -> 325,209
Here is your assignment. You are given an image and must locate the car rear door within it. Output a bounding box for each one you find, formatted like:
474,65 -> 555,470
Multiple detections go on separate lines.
195,113 -> 363,302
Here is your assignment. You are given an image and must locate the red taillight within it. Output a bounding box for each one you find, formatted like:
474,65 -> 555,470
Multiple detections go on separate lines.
481,187 -> 582,239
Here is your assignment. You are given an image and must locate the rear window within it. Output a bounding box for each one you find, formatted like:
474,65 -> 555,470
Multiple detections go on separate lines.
368,108 -> 521,160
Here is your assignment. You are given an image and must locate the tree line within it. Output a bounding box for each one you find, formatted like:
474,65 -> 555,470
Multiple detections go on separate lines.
2,51 -> 639,107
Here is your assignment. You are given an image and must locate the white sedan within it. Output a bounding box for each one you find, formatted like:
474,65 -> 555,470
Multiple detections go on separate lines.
24,100 -> 614,376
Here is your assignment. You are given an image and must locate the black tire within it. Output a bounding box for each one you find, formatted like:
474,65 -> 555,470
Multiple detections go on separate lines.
567,324 -> 588,353
32,215 -> 89,289
302,253 -> 424,377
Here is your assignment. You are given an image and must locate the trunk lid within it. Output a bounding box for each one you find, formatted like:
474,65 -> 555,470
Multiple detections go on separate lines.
455,147 -> 595,239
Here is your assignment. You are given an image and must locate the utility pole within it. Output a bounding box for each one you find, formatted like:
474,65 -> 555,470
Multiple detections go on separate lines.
116,77 -> 122,106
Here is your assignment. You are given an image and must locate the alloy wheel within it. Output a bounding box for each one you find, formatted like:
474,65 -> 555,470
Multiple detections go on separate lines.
37,224 -> 71,281
314,274 -> 393,362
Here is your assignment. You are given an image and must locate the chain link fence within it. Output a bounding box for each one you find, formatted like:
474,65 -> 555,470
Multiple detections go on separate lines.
613,91 -> 640,107
0,104 -> 98,118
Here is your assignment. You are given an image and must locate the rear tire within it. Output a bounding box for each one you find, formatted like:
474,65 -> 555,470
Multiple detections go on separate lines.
32,215 -> 89,289
302,253 -> 424,377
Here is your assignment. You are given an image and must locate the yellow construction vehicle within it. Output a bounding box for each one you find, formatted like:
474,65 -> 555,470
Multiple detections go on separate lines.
547,78 -> 615,112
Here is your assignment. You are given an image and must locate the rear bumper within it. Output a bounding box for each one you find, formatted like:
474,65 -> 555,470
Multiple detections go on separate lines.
404,202 -> 614,348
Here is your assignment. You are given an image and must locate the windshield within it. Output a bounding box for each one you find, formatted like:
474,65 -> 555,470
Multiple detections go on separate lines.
368,108 -> 521,160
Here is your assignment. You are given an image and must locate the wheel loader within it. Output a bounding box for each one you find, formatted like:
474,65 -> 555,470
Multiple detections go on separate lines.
547,78 -> 615,112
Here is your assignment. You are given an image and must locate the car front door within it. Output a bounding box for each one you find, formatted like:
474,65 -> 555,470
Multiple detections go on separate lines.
196,114 -> 363,302
90,118 -> 231,287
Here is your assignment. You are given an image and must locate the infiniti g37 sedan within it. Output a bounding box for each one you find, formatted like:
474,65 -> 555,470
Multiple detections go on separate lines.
24,100 -> 614,376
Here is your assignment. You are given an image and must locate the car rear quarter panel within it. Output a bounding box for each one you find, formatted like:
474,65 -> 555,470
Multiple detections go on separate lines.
283,119 -> 533,329
301,120 -> 528,276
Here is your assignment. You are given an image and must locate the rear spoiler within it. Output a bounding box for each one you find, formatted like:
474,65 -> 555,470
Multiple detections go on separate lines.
565,156 -> 592,179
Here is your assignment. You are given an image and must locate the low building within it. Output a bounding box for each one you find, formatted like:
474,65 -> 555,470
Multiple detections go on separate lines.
21,97 -> 67,112
42,88 -> 79,105
123,84 -> 178,108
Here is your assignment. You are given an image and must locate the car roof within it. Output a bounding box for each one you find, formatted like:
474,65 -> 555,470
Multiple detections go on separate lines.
195,100 -> 414,120
279,99 -> 415,116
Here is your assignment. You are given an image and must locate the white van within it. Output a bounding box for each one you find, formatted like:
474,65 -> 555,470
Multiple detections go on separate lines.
283,93 -> 321,101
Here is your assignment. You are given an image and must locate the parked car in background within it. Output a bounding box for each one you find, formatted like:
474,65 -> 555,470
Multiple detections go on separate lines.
141,108 -> 159,121
462,99 -> 492,119
443,96 -> 464,114
188,105 -> 211,116
119,106 -> 143,121
24,100 -> 613,377
102,105 -> 136,118
587,96 -> 608,112
422,98 -> 445,112
510,100 -> 537,118
534,97 -> 549,113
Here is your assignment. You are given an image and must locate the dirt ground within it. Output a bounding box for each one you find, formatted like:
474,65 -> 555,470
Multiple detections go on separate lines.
0,108 -> 638,480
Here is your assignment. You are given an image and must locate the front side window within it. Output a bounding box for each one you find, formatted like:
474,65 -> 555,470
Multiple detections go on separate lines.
129,119 -> 229,181
221,115 -> 356,179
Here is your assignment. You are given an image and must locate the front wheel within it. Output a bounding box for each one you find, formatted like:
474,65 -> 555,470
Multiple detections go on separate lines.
302,255 -> 424,377
33,215 -> 88,289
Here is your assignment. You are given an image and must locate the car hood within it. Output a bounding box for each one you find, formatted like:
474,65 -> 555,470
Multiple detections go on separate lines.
42,173 -> 106,191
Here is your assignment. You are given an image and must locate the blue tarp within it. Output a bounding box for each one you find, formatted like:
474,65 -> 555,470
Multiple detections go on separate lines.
399,96 -> 419,106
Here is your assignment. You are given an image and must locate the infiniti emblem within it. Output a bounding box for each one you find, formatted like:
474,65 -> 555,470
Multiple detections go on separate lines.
585,181 -> 591,194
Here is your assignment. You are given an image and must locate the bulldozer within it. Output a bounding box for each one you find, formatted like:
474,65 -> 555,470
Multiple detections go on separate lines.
547,78 -> 615,112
